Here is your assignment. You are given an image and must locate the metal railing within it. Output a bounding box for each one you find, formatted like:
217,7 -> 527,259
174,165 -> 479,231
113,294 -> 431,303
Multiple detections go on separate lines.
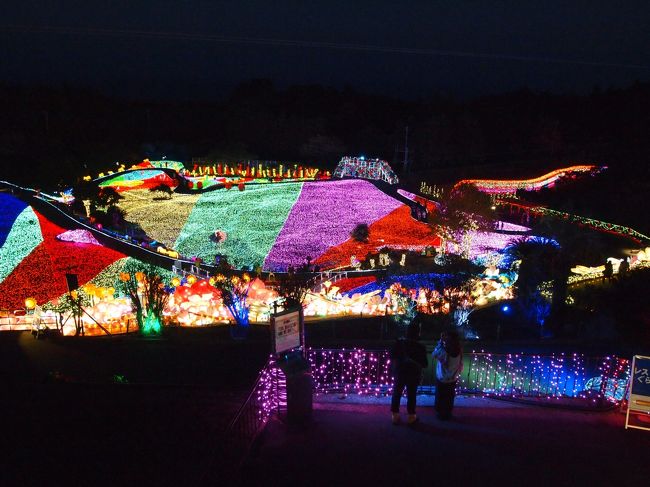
0,309 -> 57,330
225,358 -> 286,466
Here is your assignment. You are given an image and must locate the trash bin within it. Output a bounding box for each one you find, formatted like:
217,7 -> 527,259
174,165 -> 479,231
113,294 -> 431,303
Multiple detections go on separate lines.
278,351 -> 313,422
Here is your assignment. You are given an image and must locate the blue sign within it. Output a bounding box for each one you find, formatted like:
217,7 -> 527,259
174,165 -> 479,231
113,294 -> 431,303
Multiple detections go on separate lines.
631,356 -> 650,398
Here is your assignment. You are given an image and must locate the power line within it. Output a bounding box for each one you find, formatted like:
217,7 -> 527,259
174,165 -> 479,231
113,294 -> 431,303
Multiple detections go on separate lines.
2,24 -> 650,71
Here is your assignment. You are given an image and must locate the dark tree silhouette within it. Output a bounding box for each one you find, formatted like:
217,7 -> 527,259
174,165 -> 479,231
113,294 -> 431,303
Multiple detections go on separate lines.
351,223 -> 370,243
149,183 -> 173,199
276,269 -> 312,309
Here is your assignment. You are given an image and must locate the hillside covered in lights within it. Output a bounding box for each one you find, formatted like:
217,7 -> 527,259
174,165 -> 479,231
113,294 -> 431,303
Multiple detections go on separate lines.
0,192 -> 130,310
116,178 -> 442,271
2,158 -> 648,338
0,177 -> 443,311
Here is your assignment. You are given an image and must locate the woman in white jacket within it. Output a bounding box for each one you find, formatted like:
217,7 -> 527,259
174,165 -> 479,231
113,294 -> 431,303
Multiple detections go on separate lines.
432,331 -> 463,420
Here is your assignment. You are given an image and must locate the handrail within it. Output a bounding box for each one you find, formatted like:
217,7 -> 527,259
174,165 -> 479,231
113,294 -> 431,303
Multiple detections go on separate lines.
498,199 -> 650,244
224,358 -> 285,468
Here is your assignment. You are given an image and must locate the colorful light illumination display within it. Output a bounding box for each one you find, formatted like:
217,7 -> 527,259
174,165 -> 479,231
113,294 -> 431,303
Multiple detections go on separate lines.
186,160 -> 326,181
332,157 -> 399,184
0,193 -> 33,246
0,189 -> 513,331
0,199 -> 43,283
500,200 -> 650,244
305,348 -> 630,405
446,229 -> 529,265
56,229 -> 101,245
0,204 -> 126,311
118,191 -> 201,249
233,350 -> 629,443
98,169 -> 178,192
92,158 -> 330,189
453,165 -> 603,195
6,268 -> 515,332
313,205 -> 442,270
247,358 -> 286,429
568,257 -> 650,285
87,158 -> 181,176
166,277 -> 276,326
175,183 -> 303,270
88,159 -> 328,194
145,160 -> 186,171
463,352 -> 629,403
264,180 -> 403,271
324,276 -> 377,294
396,188 -> 439,211
4,161 -> 641,337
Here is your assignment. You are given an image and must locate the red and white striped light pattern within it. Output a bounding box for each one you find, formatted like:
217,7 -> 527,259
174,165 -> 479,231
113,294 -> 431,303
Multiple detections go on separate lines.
454,165 -> 603,195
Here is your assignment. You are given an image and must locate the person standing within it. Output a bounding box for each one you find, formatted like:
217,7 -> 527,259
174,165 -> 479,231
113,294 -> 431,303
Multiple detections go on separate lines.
390,323 -> 428,425
618,257 -> 630,280
603,260 -> 613,283
432,331 -> 463,420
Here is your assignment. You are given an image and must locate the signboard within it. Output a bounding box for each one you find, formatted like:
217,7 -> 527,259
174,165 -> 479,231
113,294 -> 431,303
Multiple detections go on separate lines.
271,309 -> 303,355
625,355 -> 650,431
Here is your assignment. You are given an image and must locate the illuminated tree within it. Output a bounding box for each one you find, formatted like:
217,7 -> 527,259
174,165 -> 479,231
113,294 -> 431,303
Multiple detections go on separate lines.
54,291 -> 88,336
119,264 -> 169,335
428,183 -> 496,255
503,235 -> 559,330
387,283 -> 418,327
504,236 -> 558,301
211,272 -> 253,327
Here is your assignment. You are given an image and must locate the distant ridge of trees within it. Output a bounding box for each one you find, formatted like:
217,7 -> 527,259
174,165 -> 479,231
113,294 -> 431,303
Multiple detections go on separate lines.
1,79 -> 649,188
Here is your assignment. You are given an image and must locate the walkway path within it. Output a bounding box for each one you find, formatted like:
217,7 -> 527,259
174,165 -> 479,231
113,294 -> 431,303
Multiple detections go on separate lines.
242,396 -> 649,486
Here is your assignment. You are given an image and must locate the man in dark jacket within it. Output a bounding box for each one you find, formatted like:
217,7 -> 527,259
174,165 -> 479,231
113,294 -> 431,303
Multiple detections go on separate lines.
390,322 -> 428,425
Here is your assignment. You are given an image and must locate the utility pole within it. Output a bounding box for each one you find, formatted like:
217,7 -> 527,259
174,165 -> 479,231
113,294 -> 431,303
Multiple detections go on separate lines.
395,125 -> 410,173
403,126 -> 409,173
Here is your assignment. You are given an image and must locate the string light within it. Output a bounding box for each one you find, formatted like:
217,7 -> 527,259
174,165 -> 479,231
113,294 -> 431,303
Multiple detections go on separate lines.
175,182 -> 303,270
98,169 -> 177,192
305,348 -> 630,406
453,165 -> 603,195
332,157 -> 399,185
56,229 -> 101,245
313,205 -> 442,270
265,180 -> 402,271
0,207 -> 126,311
499,200 -> 650,244
0,198 -> 44,282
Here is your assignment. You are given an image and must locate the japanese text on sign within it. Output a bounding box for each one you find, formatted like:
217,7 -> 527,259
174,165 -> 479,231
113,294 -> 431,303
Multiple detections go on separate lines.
273,310 -> 301,354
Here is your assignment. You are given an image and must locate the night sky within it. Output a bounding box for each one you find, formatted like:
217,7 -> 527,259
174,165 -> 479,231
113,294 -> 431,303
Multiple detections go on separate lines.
3,1 -> 650,100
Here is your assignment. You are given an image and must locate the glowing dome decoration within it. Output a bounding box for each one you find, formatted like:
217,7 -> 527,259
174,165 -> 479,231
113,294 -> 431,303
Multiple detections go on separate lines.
333,157 -> 399,185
